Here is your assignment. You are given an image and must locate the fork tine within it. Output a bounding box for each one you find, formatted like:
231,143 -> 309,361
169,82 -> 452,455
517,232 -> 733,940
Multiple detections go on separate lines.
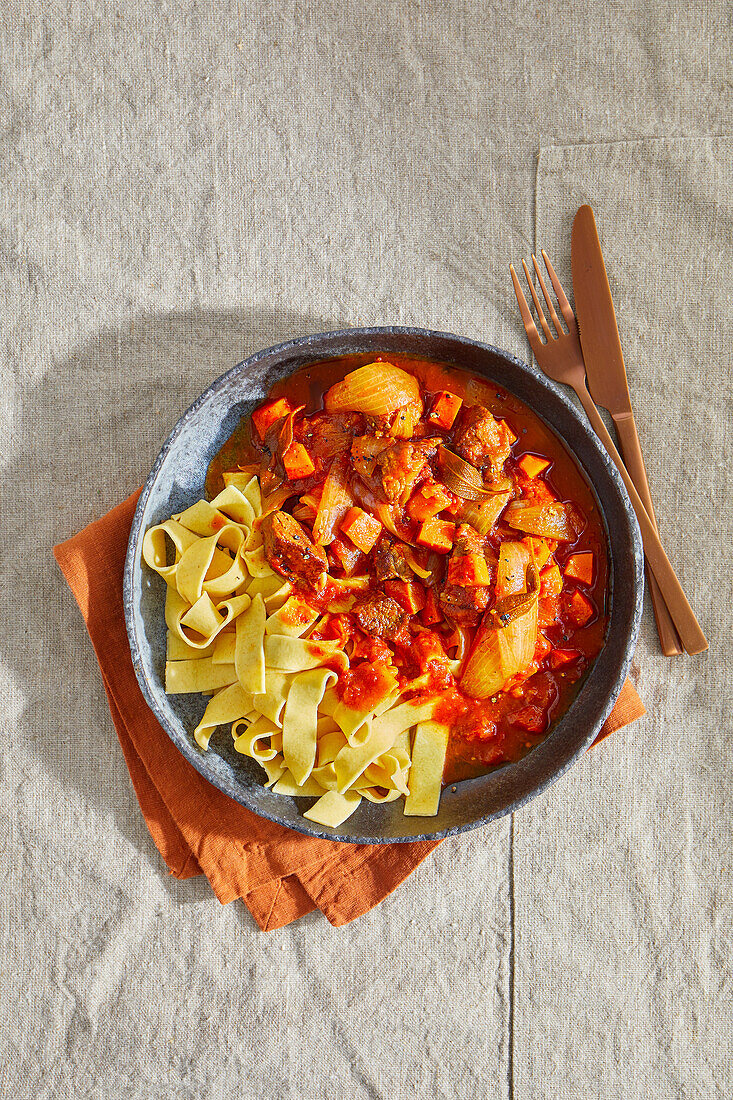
531,254 -> 564,335
510,264 -> 543,352
521,259 -> 552,342
541,250 -> 576,332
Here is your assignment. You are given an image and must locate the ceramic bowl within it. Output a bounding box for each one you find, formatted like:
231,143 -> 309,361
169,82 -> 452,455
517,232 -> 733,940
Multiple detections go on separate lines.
123,327 -> 643,843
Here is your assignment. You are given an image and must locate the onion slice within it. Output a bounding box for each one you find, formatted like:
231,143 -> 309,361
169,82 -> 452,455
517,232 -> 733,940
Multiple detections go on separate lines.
461,492 -> 512,535
459,550 -> 540,699
437,447 -> 510,501
504,500 -> 583,541
324,362 -> 422,417
312,456 -> 354,546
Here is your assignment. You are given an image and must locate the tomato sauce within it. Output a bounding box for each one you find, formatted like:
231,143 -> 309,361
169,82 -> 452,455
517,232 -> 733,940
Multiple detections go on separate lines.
207,354 -> 609,787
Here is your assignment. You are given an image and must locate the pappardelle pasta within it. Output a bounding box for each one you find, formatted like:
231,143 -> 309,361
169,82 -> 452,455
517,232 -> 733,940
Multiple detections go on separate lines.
143,355 -> 607,828
143,474 -> 447,827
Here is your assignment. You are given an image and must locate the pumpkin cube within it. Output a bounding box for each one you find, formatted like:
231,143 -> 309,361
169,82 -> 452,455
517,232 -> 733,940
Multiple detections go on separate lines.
518,453 -> 551,479
282,442 -> 315,481
539,563 -> 563,597
447,553 -> 491,587
384,579 -> 426,615
340,507 -> 383,554
420,588 -> 442,626
566,590 -> 595,627
564,552 -> 594,586
429,391 -> 463,430
549,648 -> 581,669
251,397 -> 292,440
407,482 -> 454,522
416,518 -> 456,554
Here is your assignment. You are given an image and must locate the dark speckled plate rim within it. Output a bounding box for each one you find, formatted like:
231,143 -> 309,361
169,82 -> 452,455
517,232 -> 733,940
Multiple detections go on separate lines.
123,326 -> 644,844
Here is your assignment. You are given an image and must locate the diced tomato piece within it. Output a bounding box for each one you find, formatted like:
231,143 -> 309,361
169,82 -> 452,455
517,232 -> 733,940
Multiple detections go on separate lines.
410,632 -> 454,689
509,705 -> 546,733
517,453 -> 551,479
534,633 -> 553,662
538,594 -> 560,628
311,613 -> 352,645
281,441 -> 315,480
447,553 -> 491,587
416,518 -> 456,554
340,507 -> 383,553
407,481 -> 454,522
540,563 -> 563,598
429,391 -> 463,429
564,552 -> 594,586
339,662 -> 398,711
420,588 -> 442,626
549,648 -> 581,670
350,634 -> 392,663
251,397 -> 292,440
384,579 -> 426,615
565,590 -> 595,627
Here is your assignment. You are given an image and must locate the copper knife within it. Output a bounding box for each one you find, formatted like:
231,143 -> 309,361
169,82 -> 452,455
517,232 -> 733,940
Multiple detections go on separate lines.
571,204 -> 683,655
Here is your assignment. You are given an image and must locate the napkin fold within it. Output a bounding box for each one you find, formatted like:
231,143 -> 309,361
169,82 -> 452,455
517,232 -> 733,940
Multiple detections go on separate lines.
54,491 -> 645,930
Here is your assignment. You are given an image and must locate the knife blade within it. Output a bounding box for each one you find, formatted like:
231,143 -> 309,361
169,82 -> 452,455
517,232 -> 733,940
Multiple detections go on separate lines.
571,204 -> 683,655
570,205 -> 633,420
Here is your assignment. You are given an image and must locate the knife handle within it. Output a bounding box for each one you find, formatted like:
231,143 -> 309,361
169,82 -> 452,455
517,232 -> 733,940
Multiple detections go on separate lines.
614,415 -> 683,656
574,381 -> 708,655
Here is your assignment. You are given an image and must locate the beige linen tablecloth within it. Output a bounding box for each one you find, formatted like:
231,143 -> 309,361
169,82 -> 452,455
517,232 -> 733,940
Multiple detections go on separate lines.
1,3 -> 731,1097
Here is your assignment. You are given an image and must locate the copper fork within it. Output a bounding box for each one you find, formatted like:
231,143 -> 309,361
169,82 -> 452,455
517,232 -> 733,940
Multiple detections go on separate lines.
510,252 -> 708,656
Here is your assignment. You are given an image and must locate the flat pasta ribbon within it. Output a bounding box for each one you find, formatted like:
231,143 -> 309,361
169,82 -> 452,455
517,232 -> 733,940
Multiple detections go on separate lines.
282,667 -> 339,786
333,700 -> 437,794
403,721 -> 451,817
253,669 -> 295,727
264,635 -> 345,674
175,525 -> 247,605
166,628 -> 218,661
142,520 -> 200,588
232,715 -> 282,762
265,596 -> 320,639
165,658 -> 238,696
247,574 -> 291,603
143,474 -> 455,829
303,789 -> 363,828
235,593 -> 267,694
166,586 -> 251,649
192,682 -> 255,750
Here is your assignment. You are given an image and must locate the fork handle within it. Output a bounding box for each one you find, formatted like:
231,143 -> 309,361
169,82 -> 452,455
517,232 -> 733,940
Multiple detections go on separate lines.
574,380 -> 708,655
614,414 -> 683,656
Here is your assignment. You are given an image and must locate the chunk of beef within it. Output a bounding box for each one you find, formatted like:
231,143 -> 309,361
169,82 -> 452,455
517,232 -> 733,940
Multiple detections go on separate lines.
373,536 -> 413,582
375,439 -> 437,504
452,405 -> 512,477
453,523 -> 487,558
353,594 -> 409,641
351,435 -> 392,485
261,511 -> 328,586
300,412 -> 363,462
439,584 -> 490,625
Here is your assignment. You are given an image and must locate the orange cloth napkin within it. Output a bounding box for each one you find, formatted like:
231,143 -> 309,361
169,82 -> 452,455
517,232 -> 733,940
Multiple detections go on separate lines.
54,490 -> 645,931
